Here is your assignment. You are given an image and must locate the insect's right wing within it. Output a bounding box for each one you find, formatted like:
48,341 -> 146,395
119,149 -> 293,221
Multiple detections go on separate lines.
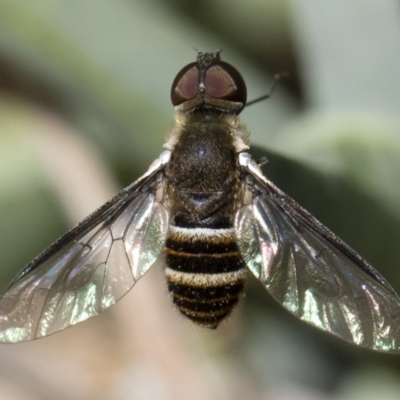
235,153 -> 400,352
0,151 -> 171,343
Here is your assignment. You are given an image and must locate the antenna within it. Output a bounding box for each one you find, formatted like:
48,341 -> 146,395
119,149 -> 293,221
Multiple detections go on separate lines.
246,72 -> 289,107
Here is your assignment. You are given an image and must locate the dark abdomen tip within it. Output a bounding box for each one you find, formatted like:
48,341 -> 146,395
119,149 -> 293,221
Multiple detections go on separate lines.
167,277 -> 245,328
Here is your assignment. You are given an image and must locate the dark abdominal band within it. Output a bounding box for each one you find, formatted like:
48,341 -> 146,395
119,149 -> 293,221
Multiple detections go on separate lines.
165,211 -> 246,329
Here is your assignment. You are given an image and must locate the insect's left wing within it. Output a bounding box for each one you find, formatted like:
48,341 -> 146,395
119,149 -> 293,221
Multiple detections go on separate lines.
0,151 -> 171,343
235,153 -> 400,352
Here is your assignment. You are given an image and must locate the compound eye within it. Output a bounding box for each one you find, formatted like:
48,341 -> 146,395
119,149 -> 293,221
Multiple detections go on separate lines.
171,62 -> 199,106
204,61 -> 247,105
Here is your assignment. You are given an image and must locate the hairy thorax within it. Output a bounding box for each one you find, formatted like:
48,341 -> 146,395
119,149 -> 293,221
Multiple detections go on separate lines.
166,113 -> 243,220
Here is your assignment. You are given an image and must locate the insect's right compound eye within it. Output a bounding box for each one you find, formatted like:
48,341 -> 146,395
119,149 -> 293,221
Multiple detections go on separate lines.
204,61 -> 247,107
171,62 -> 199,106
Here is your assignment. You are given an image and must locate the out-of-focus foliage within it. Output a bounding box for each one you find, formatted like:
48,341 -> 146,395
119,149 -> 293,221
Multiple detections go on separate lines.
0,1 -> 400,399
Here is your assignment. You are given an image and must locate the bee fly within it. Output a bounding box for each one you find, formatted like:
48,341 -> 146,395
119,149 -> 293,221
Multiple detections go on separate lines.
1,51 -> 400,352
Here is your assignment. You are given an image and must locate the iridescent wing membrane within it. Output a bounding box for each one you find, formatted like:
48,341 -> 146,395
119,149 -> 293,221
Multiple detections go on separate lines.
0,153 -> 170,343
235,153 -> 400,352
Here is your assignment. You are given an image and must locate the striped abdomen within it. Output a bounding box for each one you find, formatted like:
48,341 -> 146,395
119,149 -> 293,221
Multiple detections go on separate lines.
165,223 -> 246,329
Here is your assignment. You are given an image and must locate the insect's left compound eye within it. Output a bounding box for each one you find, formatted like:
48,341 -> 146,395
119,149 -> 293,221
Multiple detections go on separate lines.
204,61 -> 247,105
171,62 -> 199,106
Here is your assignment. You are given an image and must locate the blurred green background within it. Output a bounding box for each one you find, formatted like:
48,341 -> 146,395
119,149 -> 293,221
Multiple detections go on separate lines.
1,1 -> 400,399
